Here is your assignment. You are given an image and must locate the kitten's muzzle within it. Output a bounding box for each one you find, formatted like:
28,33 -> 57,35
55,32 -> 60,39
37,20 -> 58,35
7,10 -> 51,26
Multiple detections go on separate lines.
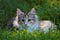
25,24 -> 27,26
24,23 -> 27,26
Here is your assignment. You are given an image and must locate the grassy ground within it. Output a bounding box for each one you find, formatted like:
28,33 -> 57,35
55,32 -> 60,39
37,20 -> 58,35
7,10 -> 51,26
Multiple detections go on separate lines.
0,29 -> 60,40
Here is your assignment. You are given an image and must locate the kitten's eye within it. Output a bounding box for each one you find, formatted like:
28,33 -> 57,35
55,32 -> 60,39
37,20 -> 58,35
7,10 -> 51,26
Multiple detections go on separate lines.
22,19 -> 24,22
28,19 -> 31,21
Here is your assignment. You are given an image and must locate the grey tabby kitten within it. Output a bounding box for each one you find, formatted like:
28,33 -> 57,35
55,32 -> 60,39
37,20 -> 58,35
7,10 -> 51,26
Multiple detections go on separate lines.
7,8 -> 56,33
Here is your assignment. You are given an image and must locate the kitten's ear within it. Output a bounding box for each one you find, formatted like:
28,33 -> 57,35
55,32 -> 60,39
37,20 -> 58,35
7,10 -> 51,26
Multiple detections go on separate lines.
16,8 -> 24,15
28,8 -> 36,14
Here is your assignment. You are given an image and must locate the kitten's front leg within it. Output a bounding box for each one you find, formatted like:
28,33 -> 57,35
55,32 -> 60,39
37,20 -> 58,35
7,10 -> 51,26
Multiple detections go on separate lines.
13,21 -> 20,28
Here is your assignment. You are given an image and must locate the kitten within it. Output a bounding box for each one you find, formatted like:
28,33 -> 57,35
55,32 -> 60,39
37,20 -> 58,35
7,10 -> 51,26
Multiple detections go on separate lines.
7,8 -> 56,32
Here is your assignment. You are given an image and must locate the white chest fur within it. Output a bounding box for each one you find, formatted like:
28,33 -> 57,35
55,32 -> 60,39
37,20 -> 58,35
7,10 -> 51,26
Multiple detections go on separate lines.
27,22 -> 40,32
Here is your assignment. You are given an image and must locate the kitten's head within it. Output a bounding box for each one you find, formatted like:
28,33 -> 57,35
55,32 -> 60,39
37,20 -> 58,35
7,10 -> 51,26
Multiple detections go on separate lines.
17,8 -> 38,26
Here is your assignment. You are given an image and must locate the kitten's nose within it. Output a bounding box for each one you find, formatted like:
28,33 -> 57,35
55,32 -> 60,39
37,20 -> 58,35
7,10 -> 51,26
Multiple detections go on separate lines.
25,23 -> 27,26
25,24 -> 27,26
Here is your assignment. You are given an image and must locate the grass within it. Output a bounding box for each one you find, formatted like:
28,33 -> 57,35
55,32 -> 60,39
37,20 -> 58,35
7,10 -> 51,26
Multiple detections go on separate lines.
0,28 -> 60,40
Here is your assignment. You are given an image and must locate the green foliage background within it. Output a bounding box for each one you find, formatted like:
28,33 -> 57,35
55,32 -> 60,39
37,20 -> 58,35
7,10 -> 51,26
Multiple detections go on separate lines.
0,0 -> 60,40
0,0 -> 60,28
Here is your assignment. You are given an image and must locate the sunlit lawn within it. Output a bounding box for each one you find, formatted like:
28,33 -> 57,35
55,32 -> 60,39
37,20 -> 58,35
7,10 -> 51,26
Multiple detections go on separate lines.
0,28 -> 60,40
